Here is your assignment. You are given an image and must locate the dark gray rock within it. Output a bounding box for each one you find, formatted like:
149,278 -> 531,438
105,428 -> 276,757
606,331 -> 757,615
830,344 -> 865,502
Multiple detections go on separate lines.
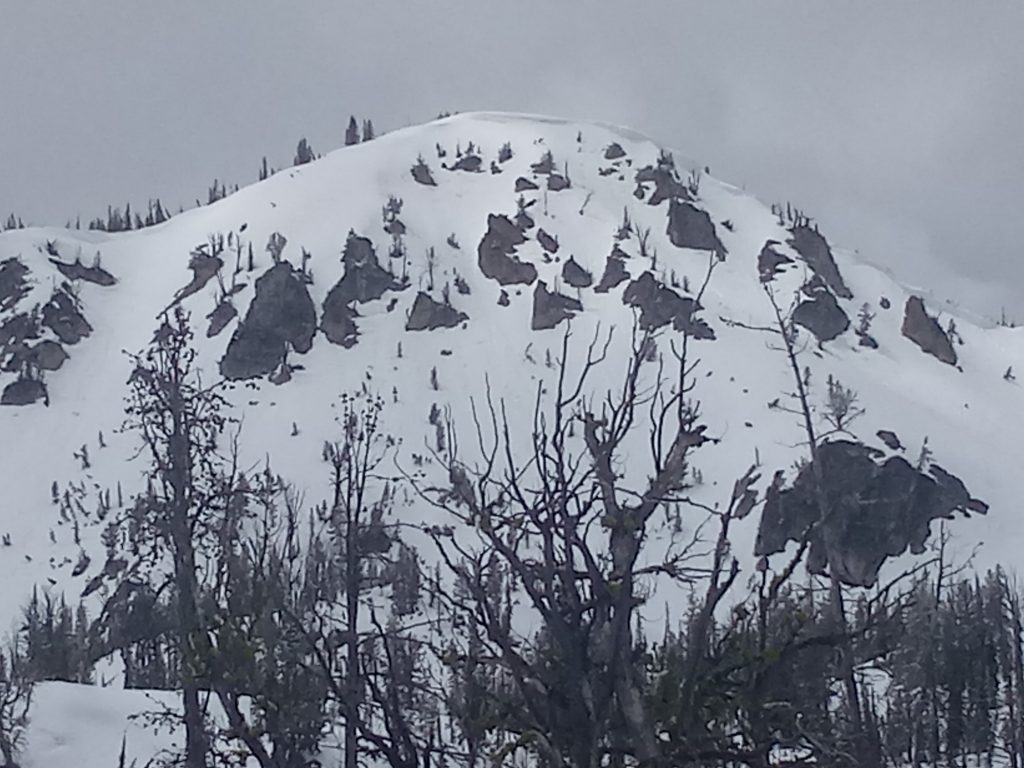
321,299 -> 359,348
50,258 -> 117,287
449,154 -> 482,173
1,378 -> 47,406
622,271 -> 714,339
787,225 -> 852,299
757,240 -> 793,284
792,288 -> 850,343
547,173 -> 570,192
561,256 -> 592,289
42,287 -> 92,345
537,228 -> 559,254
0,258 -> 30,312
220,262 -> 317,380
594,246 -> 630,294
206,300 -> 237,338
901,296 -> 956,365
405,292 -> 468,331
666,199 -> 726,256
28,340 -> 68,371
0,312 -> 40,352
411,158 -> 437,186
530,151 -> 556,175
515,176 -> 539,192
328,233 -> 403,305
477,214 -> 537,286
604,142 -> 626,160
876,430 -> 903,451
497,290 -> 510,307
636,165 -> 689,206
531,281 -> 582,330
174,253 -> 223,303
756,439 -> 985,587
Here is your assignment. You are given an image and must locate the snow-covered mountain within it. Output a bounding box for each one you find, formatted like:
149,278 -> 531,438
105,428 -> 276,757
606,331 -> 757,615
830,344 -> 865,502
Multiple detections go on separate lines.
1,111 -> 1021,764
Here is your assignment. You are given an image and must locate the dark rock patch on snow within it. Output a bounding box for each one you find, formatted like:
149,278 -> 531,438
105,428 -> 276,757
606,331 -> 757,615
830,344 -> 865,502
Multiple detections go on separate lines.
478,214 -> 537,286
757,241 -> 793,284
756,439 -> 985,587
787,225 -> 852,299
406,292 -> 468,331
792,283 -> 850,343
50,258 -> 117,287
531,281 -> 582,330
901,296 -> 956,366
220,262 -> 316,380
561,256 -> 593,289
1,378 -> 47,406
0,258 -> 30,312
622,271 -> 714,339
667,200 -> 726,256
594,246 -> 630,294
42,287 -> 92,345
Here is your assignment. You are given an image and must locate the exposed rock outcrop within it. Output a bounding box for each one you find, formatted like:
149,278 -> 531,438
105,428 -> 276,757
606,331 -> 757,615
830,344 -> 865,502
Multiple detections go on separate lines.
405,292 -> 468,331
174,252 -> 222,303
449,154 -> 482,173
901,296 -> 957,365
531,281 -> 582,330
636,164 -> 689,206
547,173 -> 570,192
757,241 -> 793,283
327,233 -> 403,306
561,256 -> 592,289
622,271 -> 714,339
537,229 -> 559,254
666,200 -> 726,256
594,246 -> 630,294
1,378 -> 47,406
206,300 -> 237,338
515,176 -> 539,192
0,258 -> 30,312
792,284 -> 850,343
477,214 -> 537,286
220,262 -> 316,380
756,439 -> 986,587
41,287 -> 92,345
787,225 -> 852,299
411,158 -> 437,186
604,142 -> 626,160
50,258 -> 117,287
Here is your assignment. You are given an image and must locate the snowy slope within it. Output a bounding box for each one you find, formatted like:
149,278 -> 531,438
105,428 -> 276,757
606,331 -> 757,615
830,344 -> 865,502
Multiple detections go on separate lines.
1,111 -> 1023,755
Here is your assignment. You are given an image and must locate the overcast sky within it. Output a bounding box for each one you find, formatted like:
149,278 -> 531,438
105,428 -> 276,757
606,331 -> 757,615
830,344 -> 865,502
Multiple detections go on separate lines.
2,1 -> 1020,319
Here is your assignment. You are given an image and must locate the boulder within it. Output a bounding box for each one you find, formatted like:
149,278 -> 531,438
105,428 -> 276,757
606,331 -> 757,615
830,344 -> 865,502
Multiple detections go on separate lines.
792,289 -> 850,343
50,258 -> 117,287
561,256 -> 593,289
1,378 -> 47,406
594,246 -> 630,294
0,258 -> 30,311
41,287 -> 92,345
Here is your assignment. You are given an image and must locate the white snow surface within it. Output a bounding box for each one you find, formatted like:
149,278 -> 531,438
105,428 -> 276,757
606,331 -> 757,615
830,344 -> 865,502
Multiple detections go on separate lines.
1,111 -> 1022,763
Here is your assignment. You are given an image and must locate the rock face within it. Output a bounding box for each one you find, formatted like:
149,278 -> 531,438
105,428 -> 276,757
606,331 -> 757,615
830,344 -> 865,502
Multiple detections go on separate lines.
42,287 -> 92,345
901,296 -> 957,365
561,256 -> 592,289
594,246 -> 630,294
622,272 -> 714,339
175,253 -> 223,303
405,292 -> 468,331
206,300 -> 237,338
514,177 -> 538,192
321,233 -> 403,348
636,164 -> 689,206
547,173 -> 570,191
666,200 -> 726,256
0,258 -> 30,311
792,287 -> 850,343
537,229 -> 559,254
757,241 -> 793,283
787,225 -> 852,299
531,281 -> 582,330
50,258 -> 117,287
756,439 -> 985,587
477,214 -> 537,286
1,378 -> 47,406
220,263 -> 316,380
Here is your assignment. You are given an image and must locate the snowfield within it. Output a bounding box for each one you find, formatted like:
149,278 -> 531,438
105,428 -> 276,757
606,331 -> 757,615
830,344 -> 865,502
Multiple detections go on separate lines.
1,111 -> 1021,764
